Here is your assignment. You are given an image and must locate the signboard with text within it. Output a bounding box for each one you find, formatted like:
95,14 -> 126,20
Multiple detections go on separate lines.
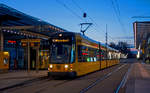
21,39 -> 40,47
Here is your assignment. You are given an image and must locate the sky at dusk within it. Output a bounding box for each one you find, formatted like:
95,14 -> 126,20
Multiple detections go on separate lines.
0,0 -> 150,45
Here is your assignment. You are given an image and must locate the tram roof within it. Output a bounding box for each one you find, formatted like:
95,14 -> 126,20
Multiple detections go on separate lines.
79,33 -> 118,52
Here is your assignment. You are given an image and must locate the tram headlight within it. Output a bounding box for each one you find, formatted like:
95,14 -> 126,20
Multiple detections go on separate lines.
64,65 -> 68,68
49,64 -> 53,68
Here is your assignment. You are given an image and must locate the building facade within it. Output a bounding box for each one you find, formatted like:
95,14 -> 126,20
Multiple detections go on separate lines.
133,21 -> 150,62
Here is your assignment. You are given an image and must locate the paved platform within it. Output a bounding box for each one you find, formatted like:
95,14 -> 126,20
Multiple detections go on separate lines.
125,62 -> 150,93
0,70 -> 48,90
1,59 -> 150,93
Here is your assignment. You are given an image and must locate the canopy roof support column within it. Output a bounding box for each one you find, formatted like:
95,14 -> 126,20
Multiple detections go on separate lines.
0,30 -> 3,51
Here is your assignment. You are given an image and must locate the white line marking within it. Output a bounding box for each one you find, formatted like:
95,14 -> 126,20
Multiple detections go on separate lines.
115,64 -> 133,93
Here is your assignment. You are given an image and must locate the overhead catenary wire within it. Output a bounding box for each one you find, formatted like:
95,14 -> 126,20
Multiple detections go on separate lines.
55,0 -> 83,21
71,0 -> 90,22
109,0 -> 134,44
110,0 -> 126,33
115,0 -> 121,16
71,0 -> 105,32
55,0 -> 100,37
56,0 -> 119,44
71,0 -> 119,44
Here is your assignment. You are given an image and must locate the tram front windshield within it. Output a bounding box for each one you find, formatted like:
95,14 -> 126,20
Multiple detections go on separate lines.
50,44 -> 72,64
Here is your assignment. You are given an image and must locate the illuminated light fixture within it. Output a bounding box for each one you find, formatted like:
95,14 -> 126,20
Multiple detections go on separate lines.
82,53 -> 88,55
50,64 -> 53,68
94,57 -> 96,61
87,58 -> 90,62
3,52 -> 9,55
91,57 -> 93,62
70,64 -> 73,68
70,64 -> 73,71
95,44 -> 98,47
8,40 -> 16,44
64,65 -> 68,68
59,34 -> 62,37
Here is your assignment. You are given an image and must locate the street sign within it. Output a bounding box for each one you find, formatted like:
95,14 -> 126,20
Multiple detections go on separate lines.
21,39 -> 41,47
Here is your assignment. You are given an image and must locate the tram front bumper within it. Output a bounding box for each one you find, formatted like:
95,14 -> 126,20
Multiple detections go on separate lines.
48,72 -> 76,77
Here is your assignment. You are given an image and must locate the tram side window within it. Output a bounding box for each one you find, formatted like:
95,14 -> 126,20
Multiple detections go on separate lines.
101,50 -> 105,60
77,45 -> 82,62
88,47 -> 97,62
78,45 -> 99,62
78,45 -> 89,62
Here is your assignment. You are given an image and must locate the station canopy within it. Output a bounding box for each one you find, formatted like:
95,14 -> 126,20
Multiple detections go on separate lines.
0,4 -> 68,39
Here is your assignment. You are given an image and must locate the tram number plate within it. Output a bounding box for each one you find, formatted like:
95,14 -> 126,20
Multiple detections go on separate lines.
56,65 -> 61,69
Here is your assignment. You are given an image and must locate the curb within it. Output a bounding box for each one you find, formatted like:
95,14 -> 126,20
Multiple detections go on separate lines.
0,76 -> 48,91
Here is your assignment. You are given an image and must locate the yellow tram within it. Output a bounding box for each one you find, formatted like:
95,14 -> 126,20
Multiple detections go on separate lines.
48,32 -> 120,77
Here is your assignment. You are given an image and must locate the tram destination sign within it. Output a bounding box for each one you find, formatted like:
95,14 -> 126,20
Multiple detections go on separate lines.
52,39 -> 69,42
50,37 -> 72,44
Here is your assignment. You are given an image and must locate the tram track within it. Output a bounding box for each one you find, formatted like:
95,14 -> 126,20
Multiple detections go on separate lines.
32,64 -> 125,93
2,63 -> 129,93
0,76 -> 49,92
80,64 -> 127,93
115,64 -> 133,93
1,64 -> 122,91
34,64 -> 127,93
3,76 -> 75,93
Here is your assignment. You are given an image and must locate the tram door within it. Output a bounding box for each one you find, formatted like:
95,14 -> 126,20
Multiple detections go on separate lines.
30,48 -> 36,70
